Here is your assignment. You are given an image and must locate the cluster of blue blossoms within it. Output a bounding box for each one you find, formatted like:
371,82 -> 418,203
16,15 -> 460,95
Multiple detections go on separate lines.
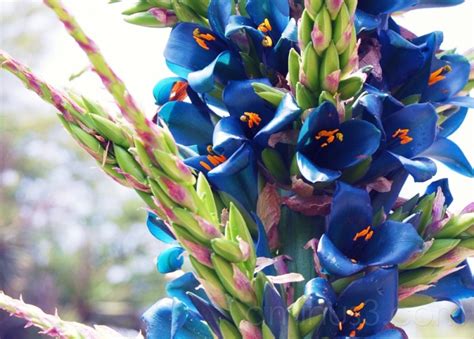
142,0 -> 473,338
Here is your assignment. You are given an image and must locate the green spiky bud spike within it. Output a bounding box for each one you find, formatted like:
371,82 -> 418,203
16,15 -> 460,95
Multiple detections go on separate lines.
333,3 -> 352,54
288,48 -> 301,90
196,173 -> 219,225
228,203 -> 256,274
338,74 -> 364,100
299,10 -> 314,48
88,114 -> 131,148
211,238 -> 246,263
296,82 -> 317,109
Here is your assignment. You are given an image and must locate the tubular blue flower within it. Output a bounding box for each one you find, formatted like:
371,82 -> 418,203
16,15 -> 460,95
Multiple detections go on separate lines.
296,102 -> 381,184
142,298 -> 212,339
317,183 -> 423,276
418,259 -> 474,324
356,0 -> 464,32
222,0 -> 297,75
356,89 -> 473,180
302,268 -> 403,338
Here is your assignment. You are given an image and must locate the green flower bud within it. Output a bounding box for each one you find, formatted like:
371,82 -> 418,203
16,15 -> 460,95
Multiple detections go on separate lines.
218,319 -> 241,339
229,298 -> 260,328
344,0 -> 357,16
155,176 -> 198,212
401,239 -> 460,270
339,32 -> 357,75
122,1 -> 154,15
89,114 -> 131,148
320,42 -> 340,93
399,267 -> 443,288
228,203 -> 256,274
262,321 -> 275,339
172,0 -> 207,26
177,0 -> 209,18
124,11 -> 176,28
196,173 -> 220,225
288,48 -> 301,90
435,213 -> 474,238
262,148 -> 291,184
113,144 -> 147,183
333,3 -> 352,54
318,90 -> 337,106
102,163 -> 129,187
153,149 -> 195,185
134,138 -> 156,177
302,43 -> 320,93
211,254 -> 257,306
312,7 -> 332,55
326,0 -> 344,20
296,82 -> 317,109
189,256 -> 229,310
147,0 -> 173,9
69,124 -> 115,164
211,238 -> 246,262
81,96 -> 109,118
252,82 -> 285,107
252,272 -> 269,308
414,193 -> 435,235
338,74 -> 364,100
299,314 -> 322,337
306,0 -> 324,18
299,10 -> 314,48
399,294 -> 435,308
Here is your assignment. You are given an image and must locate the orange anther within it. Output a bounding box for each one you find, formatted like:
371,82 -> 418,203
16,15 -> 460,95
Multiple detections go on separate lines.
315,129 -> 344,148
357,318 -> 367,331
240,112 -> 262,128
353,226 -> 371,241
428,65 -> 452,86
193,28 -> 216,50
169,81 -> 188,101
349,330 -> 356,337
258,18 -> 273,33
199,161 -> 212,171
392,128 -> 413,145
339,321 -> 343,331
353,302 -> 365,312
262,35 -> 273,47
365,230 -> 374,241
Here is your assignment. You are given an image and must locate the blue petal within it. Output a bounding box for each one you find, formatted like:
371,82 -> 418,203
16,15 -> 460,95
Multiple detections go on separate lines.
421,137 -> 474,177
142,298 -> 212,339
167,272 -> 208,312
358,0 -> 418,15
188,51 -> 246,94
336,268 -> 398,337
383,103 -> 438,158
297,102 -> 339,150
147,212 -> 176,244
327,182 -> 373,253
254,93 -> 302,146
443,95 -> 474,108
388,153 -> 437,182
223,79 -> 274,121
208,143 -> 258,212
370,168 -> 410,213
317,234 -> 367,276
300,278 -> 337,321
157,246 -> 185,274
153,77 -> 186,105
361,220 -> 423,266
439,106 -> 468,138
208,0 -> 232,40
425,178 -> 453,207
355,9 -> 382,33
365,328 -> 407,339
159,101 -> 214,147
263,283 -> 289,338
188,293 -> 229,339
296,152 -> 341,183
225,15 -> 265,55
246,0 -> 289,36
422,54 -> 471,103
164,23 -> 226,76
212,116 -> 247,154
421,260 -> 474,324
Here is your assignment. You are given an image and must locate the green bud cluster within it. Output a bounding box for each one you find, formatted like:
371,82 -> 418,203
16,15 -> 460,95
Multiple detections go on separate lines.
289,0 -> 362,109
389,191 -> 474,306
116,0 -> 210,27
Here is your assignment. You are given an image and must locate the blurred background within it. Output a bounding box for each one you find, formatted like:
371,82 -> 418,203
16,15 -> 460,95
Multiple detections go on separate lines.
0,1 -> 473,338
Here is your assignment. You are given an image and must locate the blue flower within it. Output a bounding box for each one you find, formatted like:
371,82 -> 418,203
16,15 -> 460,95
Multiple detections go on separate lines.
142,297 -> 212,339
317,182 -> 423,276
355,88 -> 473,180
418,259 -> 474,324
296,101 -> 381,184
301,268 -> 404,338
356,0 -> 464,32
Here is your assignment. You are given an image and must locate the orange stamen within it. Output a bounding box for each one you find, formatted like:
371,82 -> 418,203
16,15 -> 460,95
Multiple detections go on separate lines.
193,28 -> 216,50
357,319 -> 367,331
240,112 -> 262,128
315,129 -> 344,148
365,230 -> 374,241
392,128 -> 413,145
258,18 -> 273,33
169,81 -> 188,101
262,35 -> 273,47
353,226 -> 371,241
428,65 -> 452,86
349,330 -> 356,337
353,302 -> 365,312
346,309 -> 355,316
199,161 -> 212,171
339,321 -> 343,331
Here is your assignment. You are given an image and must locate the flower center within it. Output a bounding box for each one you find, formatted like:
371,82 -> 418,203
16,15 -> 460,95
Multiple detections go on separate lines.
199,146 -> 227,171
353,226 -> 373,241
428,65 -> 452,86
315,129 -> 344,148
258,18 -> 273,47
392,128 -> 413,145
193,28 -> 216,50
240,112 -> 262,128
343,302 -> 367,337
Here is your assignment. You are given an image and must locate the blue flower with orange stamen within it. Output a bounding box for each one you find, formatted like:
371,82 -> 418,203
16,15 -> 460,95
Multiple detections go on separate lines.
296,101 -> 381,184
317,182 -> 423,276
301,268 -> 405,338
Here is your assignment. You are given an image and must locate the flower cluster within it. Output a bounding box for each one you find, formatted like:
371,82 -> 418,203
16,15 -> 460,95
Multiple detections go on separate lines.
141,0 -> 473,338
1,0 -> 473,338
